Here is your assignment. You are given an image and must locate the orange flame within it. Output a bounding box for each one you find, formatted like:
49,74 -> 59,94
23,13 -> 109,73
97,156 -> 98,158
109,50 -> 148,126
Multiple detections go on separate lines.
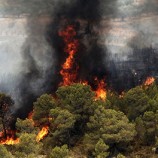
0,137 -> 19,145
59,25 -> 79,86
0,130 -> 20,145
36,126 -> 49,142
59,24 -> 107,100
144,77 -> 155,86
94,78 -> 106,100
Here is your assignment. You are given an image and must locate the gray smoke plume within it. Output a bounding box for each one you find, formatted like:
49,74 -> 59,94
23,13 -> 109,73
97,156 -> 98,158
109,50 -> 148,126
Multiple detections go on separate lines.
105,0 -> 158,60
0,0 -> 158,117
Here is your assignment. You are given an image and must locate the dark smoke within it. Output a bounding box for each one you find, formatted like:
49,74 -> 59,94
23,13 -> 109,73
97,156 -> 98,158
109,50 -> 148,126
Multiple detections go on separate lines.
106,47 -> 158,92
0,0 -> 158,119
14,16 -> 56,118
15,0 -> 116,117
46,0 -> 116,89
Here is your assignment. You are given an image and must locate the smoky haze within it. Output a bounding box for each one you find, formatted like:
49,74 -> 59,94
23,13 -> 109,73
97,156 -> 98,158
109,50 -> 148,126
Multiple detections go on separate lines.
0,0 -> 158,117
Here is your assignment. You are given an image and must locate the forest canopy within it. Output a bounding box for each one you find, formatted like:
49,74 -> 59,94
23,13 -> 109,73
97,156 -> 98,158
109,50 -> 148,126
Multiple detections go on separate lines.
0,81 -> 158,157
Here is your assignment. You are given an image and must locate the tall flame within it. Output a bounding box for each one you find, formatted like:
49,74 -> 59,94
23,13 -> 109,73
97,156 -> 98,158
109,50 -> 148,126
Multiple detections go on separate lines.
36,126 -> 49,142
59,25 -> 79,86
59,25 -> 107,100
144,77 -> 155,86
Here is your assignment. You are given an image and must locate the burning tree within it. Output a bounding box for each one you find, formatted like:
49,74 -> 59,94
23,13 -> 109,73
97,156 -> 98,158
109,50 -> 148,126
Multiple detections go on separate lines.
0,93 -> 14,138
58,23 -> 106,100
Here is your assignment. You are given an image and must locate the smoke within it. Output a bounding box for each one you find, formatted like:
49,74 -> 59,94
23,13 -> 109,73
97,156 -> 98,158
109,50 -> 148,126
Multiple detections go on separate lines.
0,6 -> 56,117
0,0 -> 158,118
103,0 -> 158,91
16,0 -> 117,116
105,0 -> 158,59
46,0 -> 118,87
0,0 -> 107,117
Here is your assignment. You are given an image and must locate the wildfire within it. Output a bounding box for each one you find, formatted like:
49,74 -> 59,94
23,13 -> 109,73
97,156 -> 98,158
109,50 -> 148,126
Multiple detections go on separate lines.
94,78 -> 106,100
36,126 -> 49,142
28,111 -> 49,142
0,137 -> 19,145
59,25 -> 79,86
0,130 -> 20,145
144,77 -> 155,86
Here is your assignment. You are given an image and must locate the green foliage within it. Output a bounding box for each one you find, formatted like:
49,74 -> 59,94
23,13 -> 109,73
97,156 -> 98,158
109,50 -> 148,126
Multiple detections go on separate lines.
33,94 -> 56,126
148,99 -> 158,112
135,116 -> 145,143
123,86 -> 150,120
14,152 -> 37,158
55,84 -> 96,145
117,153 -> 126,158
1,83 -> 158,157
16,118 -> 37,134
155,136 -> 158,147
56,84 -> 95,119
106,90 -> 120,110
135,111 -> 158,145
14,133 -> 42,157
143,111 -> 156,144
94,139 -> 109,158
49,145 -> 69,158
49,107 -> 76,145
144,83 -> 158,99
0,145 -> 13,158
84,106 -> 136,154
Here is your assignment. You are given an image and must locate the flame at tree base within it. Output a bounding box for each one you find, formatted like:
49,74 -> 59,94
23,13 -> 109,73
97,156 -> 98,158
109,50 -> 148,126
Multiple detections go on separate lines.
0,137 -> 20,145
0,131 -> 20,145
94,78 -> 106,100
